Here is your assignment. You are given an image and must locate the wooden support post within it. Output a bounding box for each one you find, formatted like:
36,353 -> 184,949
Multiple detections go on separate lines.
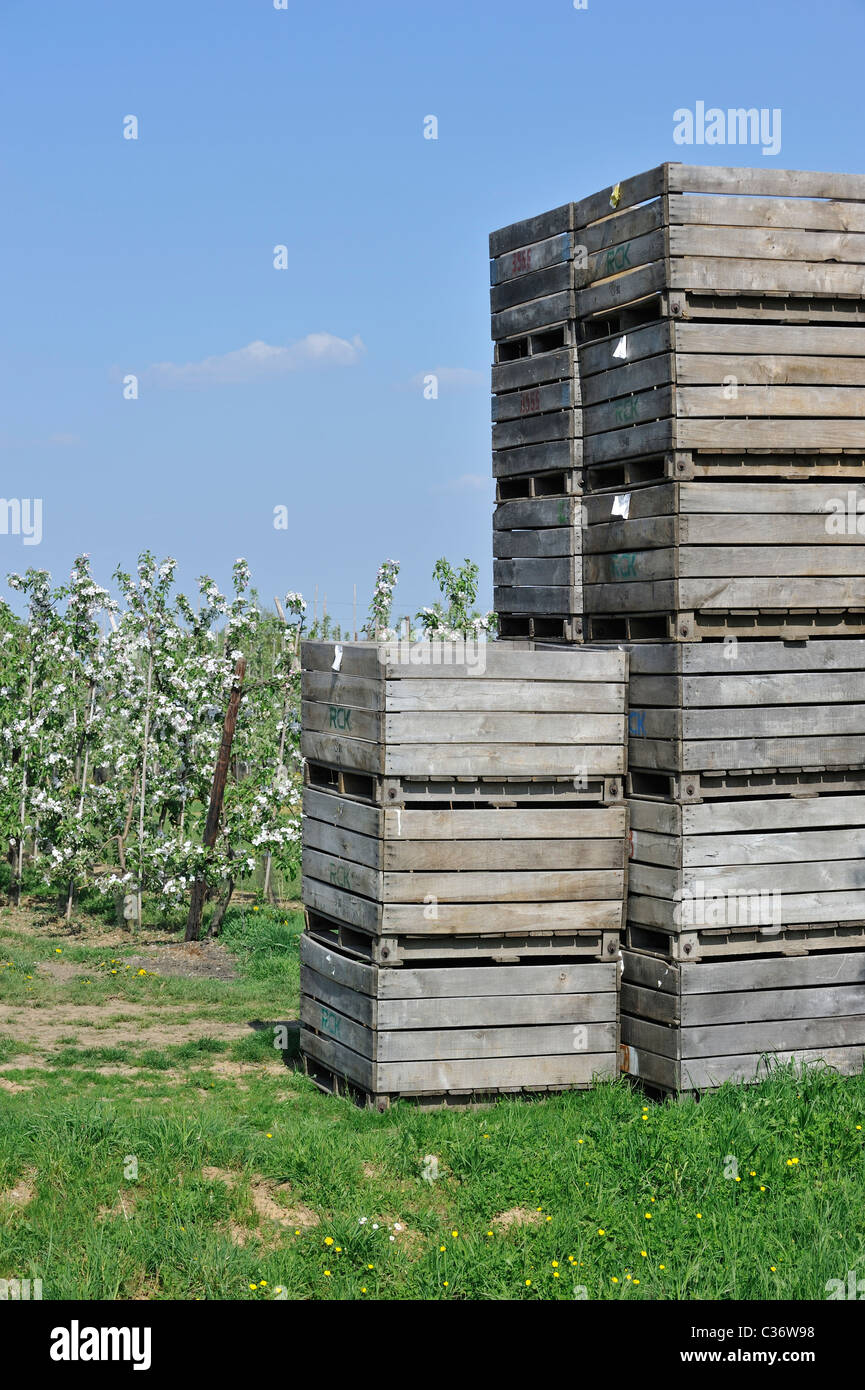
185,658 -> 246,942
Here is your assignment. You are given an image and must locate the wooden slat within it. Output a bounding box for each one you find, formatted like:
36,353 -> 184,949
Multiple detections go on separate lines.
377,1052 -> 618,1092
670,164 -> 865,202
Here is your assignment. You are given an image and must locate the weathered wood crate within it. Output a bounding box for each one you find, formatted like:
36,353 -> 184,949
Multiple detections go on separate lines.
493,491 -> 583,641
300,932 -> 620,1106
301,640 -> 626,779
490,164 -> 865,343
302,784 -> 628,943
581,480 -> 865,641
627,792 -> 865,950
620,947 -> 865,1091
579,319 -> 865,487
624,638 -> 865,797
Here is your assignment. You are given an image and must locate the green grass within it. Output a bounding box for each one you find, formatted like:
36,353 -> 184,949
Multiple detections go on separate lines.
0,901 -> 864,1300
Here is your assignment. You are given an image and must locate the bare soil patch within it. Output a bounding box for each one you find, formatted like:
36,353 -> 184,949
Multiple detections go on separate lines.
491,1207 -> 544,1230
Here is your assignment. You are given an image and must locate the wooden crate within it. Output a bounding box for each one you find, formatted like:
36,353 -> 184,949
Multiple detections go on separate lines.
579,319 -> 865,484
581,479 -> 865,641
301,641 -> 626,779
302,784 -> 628,940
627,792 -> 865,943
624,638 -> 865,790
621,947 -> 865,1091
489,164 -> 865,343
300,932 -> 619,1106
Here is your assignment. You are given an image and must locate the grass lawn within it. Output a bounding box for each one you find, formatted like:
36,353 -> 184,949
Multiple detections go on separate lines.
1,901 -> 864,1301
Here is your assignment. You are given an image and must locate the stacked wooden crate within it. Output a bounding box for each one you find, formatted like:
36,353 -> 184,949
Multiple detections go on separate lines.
299,640 -> 628,1106
496,162 -> 865,1090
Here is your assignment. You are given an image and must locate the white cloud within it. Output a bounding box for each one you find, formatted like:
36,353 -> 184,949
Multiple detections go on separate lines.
145,333 -> 366,385
408,366 -> 486,391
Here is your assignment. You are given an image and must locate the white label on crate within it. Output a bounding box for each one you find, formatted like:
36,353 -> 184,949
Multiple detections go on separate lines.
612,493 -> 631,519
332,644 -> 343,671
612,334 -> 628,360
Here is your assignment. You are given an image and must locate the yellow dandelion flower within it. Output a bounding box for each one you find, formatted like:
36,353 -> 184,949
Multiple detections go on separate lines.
335,1247 -> 342,1253
486,1231 -> 493,1237
324,1270 -> 331,1277
553,1272 -> 559,1278
248,1283 -> 257,1290
259,1281 -> 267,1287
770,1266 -> 776,1272
644,1213 -> 652,1219
750,1171 -> 756,1176
443,1281 -> 448,1287
598,1229 -> 605,1235
696,1213 -> 702,1219
324,1237 -> 333,1246
633,1278 -> 640,1285
611,1276 -> 618,1283
659,1264 -> 665,1270
552,1261 -> 559,1268
266,1133 -> 273,1138
367,1265 -> 374,1270
525,1279 -> 531,1286
361,1287 -> 367,1293
734,1176 -> 741,1182
452,1230 -> 458,1238
760,1186 -> 766,1191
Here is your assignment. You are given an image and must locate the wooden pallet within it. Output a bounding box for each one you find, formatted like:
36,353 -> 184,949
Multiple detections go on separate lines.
622,638 -> 865,783
300,932 -> 619,1105
302,785 -> 628,939
627,791 -> 865,939
496,612 -> 583,642
304,760 -> 624,807
579,318 -> 865,475
625,918 -> 865,963
581,479 -> 865,640
620,947 -> 865,1091
495,468 -> 582,501
304,908 -> 621,964
626,766 -> 865,804
301,640 -> 626,780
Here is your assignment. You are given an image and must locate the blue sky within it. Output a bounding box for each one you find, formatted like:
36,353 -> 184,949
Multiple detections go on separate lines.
2,0 -> 863,626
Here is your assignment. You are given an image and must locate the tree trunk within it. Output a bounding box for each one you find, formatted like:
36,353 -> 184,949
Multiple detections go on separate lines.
186,659 -> 246,942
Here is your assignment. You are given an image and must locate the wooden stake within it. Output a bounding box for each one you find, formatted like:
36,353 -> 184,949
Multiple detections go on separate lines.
353,583 -> 357,641
185,658 -> 247,942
